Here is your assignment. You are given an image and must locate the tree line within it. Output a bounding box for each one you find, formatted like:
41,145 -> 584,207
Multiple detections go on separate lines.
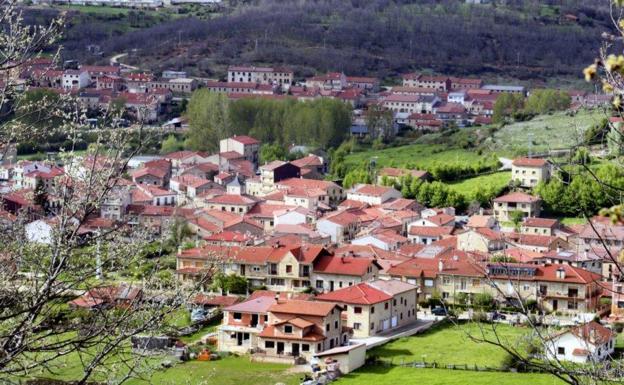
492,89 -> 572,124
185,91 -> 352,152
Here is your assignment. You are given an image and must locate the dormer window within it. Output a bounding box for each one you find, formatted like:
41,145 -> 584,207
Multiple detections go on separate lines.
284,325 -> 293,334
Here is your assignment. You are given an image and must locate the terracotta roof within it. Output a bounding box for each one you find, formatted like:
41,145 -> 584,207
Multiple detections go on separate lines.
320,210 -> 359,226
269,299 -> 340,317
387,257 -> 440,279
409,226 -> 454,237
291,155 -> 323,169
230,135 -> 259,145
313,255 -> 381,276
512,157 -> 548,167
192,294 -> 241,307
261,160 -> 288,171
247,203 -> 295,217
207,194 -> 257,206
277,178 -> 339,192
224,295 -> 276,313
316,282 -> 392,305
424,213 -> 455,226
258,325 -> 326,341
467,215 -> 493,228
493,192 -> 541,203
506,232 -> 558,247
350,184 -> 397,197
523,217 -> 558,228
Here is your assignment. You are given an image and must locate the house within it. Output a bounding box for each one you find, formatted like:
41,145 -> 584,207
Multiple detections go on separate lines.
533,250 -> 602,275
612,266 -> 624,321
276,178 -> 343,207
402,73 -> 451,91
382,94 -> 439,114
312,255 -> 381,293
131,167 -> 169,187
346,76 -> 380,92
316,211 -> 360,244
406,113 -> 444,131
147,78 -> 198,94
408,226 -> 454,245
219,135 -> 261,168
545,322 -> 616,363
450,77 -> 483,90
255,300 -> 348,363
346,184 -> 402,205
505,233 -> 568,253
521,217 -> 559,236
205,194 -> 257,214
218,294 -> 276,354
170,175 -> 214,201
247,161 -> 301,196
456,228 -> 505,253
316,280 -> 418,338
351,230 -> 409,251
291,154 -> 327,176
492,192 -> 541,221
227,65 -> 293,86
578,219 -> 624,252
482,84 -> 526,95
466,214 -> 496,230
62,70 -> 90,89
305,72 -> 347,91
512,158 -> 551,188
132,185 -> 177,206
376,167 -> 430,185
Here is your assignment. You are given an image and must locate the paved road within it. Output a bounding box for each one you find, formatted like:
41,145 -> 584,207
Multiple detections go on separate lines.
110,53 -> 139,71
351,319 -> 436,349
499,157 -> 513,170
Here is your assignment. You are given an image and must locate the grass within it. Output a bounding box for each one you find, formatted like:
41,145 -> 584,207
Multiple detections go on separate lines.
487,109 -> 604,155
558,217 -> 588,226
368,322 -> 528,367
447,171 -> 510,199
344,143 -> 496,171
125,356 -> 302,385
335,366 -> 565,385
179,318 -> 221,344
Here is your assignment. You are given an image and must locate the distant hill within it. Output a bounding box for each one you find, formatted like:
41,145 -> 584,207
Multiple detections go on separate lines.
28,1 -> 614,81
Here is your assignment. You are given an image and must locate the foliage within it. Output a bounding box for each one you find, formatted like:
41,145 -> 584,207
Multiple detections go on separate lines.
473,293 -> 494,310
607,123 -> 624,156
211,273 -> 249,295
492,93 -> 525,124
343,169 -> 372,189
259,142 -> 287,164
366,104 -> 395,141
535,164 -> 624,216
185,90 -> 232,151
523,89 -> 571,115
160,134 -> 184,154
509,210 -> 525,230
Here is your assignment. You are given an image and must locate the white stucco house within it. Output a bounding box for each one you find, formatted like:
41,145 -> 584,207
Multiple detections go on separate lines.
545,322 -> 616,363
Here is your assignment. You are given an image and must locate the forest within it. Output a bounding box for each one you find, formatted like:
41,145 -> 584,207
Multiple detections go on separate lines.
25,0 -> 615,81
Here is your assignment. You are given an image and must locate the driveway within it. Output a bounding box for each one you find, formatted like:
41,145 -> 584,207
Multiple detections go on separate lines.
350,319 -> 436,349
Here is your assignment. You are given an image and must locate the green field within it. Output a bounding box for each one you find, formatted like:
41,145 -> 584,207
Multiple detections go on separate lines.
125,356 -> 301,385
336,366 -> 564,385
447,172 -> 510,200
344,144 -> 496,171
487,109 -> 604,155
369,322 -> 528,367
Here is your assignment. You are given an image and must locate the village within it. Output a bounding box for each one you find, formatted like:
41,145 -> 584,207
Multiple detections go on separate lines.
2,79 -> 624,382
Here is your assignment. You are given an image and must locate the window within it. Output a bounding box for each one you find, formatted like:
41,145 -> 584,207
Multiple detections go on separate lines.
443,277 -> 451,285
472,279 -> 480,287
371,306 -> 375,314
424,279 -> 434,287
233,313 -> 242,320
354,306 -> 362,314
393,299 -> 397,306
286,265 -> 293,273
326,324 -> 330,332
317,343 -> 322,351
265,341 -> 275,348
442,292 -> 450,299
284,325 -> 293,334
385,302 -> 389,310
557,347 -> 565,355
302,344 -> 310,352
353,322 -> 361,330
316,280 -> 324,289
370,322 -> 375,330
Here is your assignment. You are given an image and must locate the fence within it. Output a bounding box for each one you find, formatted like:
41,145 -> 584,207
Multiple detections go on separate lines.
372,357 -> 546,374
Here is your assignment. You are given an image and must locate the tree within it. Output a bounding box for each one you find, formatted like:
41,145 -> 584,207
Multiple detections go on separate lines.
366,104 -> 395,141
185,90 -> 232,151
260,142 -> 287,164
492,93 -> 525,124
509,209 -> 525,230
160,134 -> 183,154
523,89 -> 571,115
0,6 -> 214,382
607,122 -> 624,156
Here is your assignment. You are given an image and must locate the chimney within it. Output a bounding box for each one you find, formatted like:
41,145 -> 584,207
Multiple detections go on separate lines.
556,267 -> 566,280
438,260 -> 444,272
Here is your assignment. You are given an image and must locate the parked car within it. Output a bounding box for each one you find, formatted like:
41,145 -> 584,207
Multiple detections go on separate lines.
431,307 -> 448,316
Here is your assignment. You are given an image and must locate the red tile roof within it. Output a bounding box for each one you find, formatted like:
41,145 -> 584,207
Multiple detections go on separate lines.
512,157 -> 548,167
523,217 -> 559,228
269,299 -> 340,317
316,282 -> 391,305
409,226 -> 454,237
313,255 -> 380,276
493,192 -> 541,203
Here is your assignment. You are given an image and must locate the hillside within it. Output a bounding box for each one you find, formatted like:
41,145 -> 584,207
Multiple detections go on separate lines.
26,1 -> 613,82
